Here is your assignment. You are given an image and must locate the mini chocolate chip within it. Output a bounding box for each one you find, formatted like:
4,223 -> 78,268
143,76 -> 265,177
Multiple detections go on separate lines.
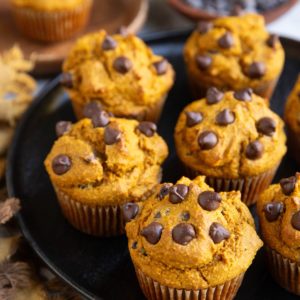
181,211 -> 190,221
198,131 -> 218,150
113,56 -> 132,74
195,55 -> 212,71
154,212 -> 161,219
257,117 -> 276,136
234,88 -> 253,101
172,223 -> 196,245
104,126 -> 121,145
280,176 -> 296,195
141,222 -> 163,245
122,203 -> 139,223
169,184 -> 189,204
206,87 -> 224,105
292,211 -> 300,230
216,109 -> 235,126
264,202 -> 284,222
56,121 -> 71,137
197,21 -> 213,34
132,241 -> 138,249
248,62 -> 266,79
153,59 -> 168,75
92,111 -> 110,128
158,183 -> 172,200
267,34 -> 279,48
60,73 -> 73,88
198,191 -> 221,211
245,141 -> 264,160
218,32 -> 234,49
102,36 -> 117,50
137,121 -> 157,137
52,155 -> 72,175
83,102 -> 102,118
209,222 -> 230,244
185,111 -> 203,127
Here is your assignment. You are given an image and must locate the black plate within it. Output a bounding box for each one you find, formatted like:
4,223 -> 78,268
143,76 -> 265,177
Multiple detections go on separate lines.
6,31 -> 300,300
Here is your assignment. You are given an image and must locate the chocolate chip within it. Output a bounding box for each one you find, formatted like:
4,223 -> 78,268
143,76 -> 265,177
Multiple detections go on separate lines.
181,211 -> 190,221
280,176 -> 296,195
154,212 -> 161,219
267,34 -> 279,48
245,141 -> 264,160
292,211 -> 300,231
264,202 -> 284,222
209,222 -> 230,244
104,126 -> 121,145
113,56 -> 132,74
234,88 -> 253,101
172,223 -> 196,245
92,111 -> 110,128
122,203 -> 139,223
197,21 -> 213,34
169,184 -> 189,204
218,32 -> 234,49
52,155 -> 72,175
60,73 -> 73,88
132,241 -> 138,249
153,59 -> 168,75
195,55 -> 212,71
198,131 -> 218,150
83,102 -> 102,118
257,117 -> 276,136
102,35 -> 117,50
141,222 -> 163,245
206,87 -> 224,105
198,191 -> 221,211
248,62 -> 266,79
216,109 -> 235,126
137,121 -> 157,137
158,183 -> 172,200
185,111 -> 203,127
55,121 -> 71,137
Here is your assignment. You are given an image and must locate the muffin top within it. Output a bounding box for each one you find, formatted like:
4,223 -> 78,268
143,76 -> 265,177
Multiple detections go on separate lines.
62,30 -> 174,117
125,176 -> 262,289
284,76 -> 300,133
174,89 -> 286,178
257,173 -> 300,262
184,14 -> 284,90
11,0 -> 87,10
44,114 -> 168,206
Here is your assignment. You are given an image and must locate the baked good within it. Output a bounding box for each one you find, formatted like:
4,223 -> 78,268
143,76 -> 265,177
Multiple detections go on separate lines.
184,14 -> 284,100
125,176 -> 262,300
62,30 -> 175,122
174,88 -> 286,205
44,114 -> 168,236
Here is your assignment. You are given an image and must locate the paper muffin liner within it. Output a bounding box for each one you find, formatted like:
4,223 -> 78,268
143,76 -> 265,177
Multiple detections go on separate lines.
286,127 -> 300,165
134,266 -> 244,300
265,246 -> 300,295
12,0 -> 93,42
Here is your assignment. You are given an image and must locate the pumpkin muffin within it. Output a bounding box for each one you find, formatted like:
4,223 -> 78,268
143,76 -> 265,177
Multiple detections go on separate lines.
125,176 -> 262,300
184,14 -> 284,101
257,173 -> 300,295
62,30 -> 175,122
11,0 -> 93,42
44,113 -> 168,236
174,88 -> 286,206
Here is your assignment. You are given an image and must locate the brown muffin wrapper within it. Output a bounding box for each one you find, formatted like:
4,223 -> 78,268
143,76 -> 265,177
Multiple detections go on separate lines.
286,127 -> 300,165
54,187 -> 124,237
185,165 -> 279,206
265,246 -> 300,295
135,266 -> 244,300
12,0 -> 93,42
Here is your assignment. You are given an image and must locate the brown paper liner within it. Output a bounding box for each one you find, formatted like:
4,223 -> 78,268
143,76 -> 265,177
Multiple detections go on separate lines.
12,0 -> 93,42
265,246 -> 300,295
286,127 -> 300,165
135,266 -> 244,300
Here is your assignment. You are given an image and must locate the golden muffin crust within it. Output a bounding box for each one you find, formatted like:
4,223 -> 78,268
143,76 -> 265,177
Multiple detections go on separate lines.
125,176 -> 262,289
44,116 -> 168,206
184,14 -> 284,91
257,173 -> 300,262
11,0 -> 86,10
174,89 -> 286,178
62,30 -> 175,117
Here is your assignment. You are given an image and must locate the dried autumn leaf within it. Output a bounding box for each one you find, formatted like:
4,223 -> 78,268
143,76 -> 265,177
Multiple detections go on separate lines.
0,198 -> 20,224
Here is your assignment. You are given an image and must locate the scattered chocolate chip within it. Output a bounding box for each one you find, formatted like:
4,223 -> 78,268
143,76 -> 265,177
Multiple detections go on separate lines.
195,55 -> 212,71
137,121 -> 157,137
206,87 -> 224,105
209,222 -> 230,244
234,88 -> 253,101
153,59 -> 168,75
256,117 -> 276,136
92,111 -> 110,128
122,203 -> 139,223
198,191 -> 221,211
218,32 -> 234,49
83,101 -> 102,118
172,223 -> 196,245
198,131 -> 218,150
181,211 -> 190,221
216,109 -> 235,126
60,73 -> 73,88
132,241 -> 138,249
169,184 -> 189,204
52,155 -> 72,175
185,111 -> 203,127
158,183 -> 172,200
55,121 -> 71,137
245,141 -> 264,160
248,62 -> 266,79
113,56 -> 132,74
292,211 -> 300,231
104,126 -> 121,145
154,212 -> 161,219
267,34 -> 279,48
141,222 -> 163,245
280,176 -> 296,195
102,35 -> 117,50
197,21 -> 213,34
264,202 -> 284,222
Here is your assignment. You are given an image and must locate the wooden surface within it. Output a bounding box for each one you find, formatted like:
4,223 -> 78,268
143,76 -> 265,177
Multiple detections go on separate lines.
0,0 -> 149,76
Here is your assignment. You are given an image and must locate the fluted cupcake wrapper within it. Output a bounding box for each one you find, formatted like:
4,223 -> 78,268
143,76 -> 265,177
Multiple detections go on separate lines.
135,266 -> 244,300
